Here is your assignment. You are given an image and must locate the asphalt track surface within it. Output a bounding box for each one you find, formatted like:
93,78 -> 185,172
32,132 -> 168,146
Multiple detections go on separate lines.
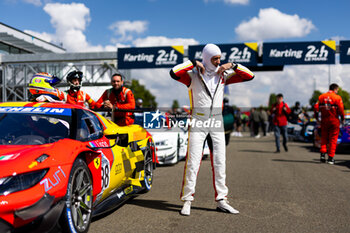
89,133 -> 350,233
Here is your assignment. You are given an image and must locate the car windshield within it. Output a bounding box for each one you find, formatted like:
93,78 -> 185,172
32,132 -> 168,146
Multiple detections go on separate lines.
0,113 -> 71,145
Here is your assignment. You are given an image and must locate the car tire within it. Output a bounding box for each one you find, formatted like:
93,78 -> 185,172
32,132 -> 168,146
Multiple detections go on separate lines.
141,147 -> 153,193
60,158 -> 93,233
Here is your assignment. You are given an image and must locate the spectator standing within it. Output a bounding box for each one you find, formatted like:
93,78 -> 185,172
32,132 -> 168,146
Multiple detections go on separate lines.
259,107 -> 269,136
241,112 -> 249,132
289,101 -> 302,124
270,93 -> 291,153
233,108 -> 243,137
251,108 -> 261,138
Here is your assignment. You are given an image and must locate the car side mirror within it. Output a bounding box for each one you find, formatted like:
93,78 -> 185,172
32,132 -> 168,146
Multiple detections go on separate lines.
105,133 -> 129,147
87,133 -> 129,151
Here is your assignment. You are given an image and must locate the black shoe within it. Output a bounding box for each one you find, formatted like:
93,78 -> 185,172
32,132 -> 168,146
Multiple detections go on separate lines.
283,144 -> 288,152
274,149 -> 280,153
320,153 -> 326,163
327,156 -> 335,165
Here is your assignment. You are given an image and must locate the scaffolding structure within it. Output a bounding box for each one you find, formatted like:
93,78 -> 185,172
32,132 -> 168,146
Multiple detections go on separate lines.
0,52 -> 128,101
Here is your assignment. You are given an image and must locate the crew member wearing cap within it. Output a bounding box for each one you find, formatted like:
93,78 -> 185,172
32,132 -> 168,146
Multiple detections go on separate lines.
170,43 -> 254,216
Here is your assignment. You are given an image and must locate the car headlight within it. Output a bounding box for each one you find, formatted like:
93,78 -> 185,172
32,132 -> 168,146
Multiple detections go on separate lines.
0,169 -> 48,196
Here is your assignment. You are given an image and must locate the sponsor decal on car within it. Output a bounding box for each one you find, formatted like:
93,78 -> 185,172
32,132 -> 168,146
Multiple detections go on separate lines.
89,140 -> 109,148
0,201 -> 8,205
100,152 -> 110,192
0,107 -> 71,116
67,208 -> 78,233
94,157 -> 101,169
0,153 -> 20,161
124,186 -> 133,195
40,166 -> 66,192
115,163 -> 122,175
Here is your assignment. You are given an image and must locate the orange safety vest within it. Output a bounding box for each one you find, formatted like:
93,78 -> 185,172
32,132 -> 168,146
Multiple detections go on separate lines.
65,90 -> 96,108
316,90 -> 344,122
96,87 -> 135,126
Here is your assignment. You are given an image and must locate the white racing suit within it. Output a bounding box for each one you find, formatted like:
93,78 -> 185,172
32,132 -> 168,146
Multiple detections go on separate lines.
170,59 -> 254,201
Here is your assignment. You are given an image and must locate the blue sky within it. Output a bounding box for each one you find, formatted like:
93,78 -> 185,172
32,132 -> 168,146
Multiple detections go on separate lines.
1,0 -> 350,107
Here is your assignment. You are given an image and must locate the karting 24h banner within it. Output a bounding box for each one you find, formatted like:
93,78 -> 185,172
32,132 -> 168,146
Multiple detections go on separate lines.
118,46 -> 184,69
263,41 -> 336,65
340,40 -> 350,64
188,43 -> 258,66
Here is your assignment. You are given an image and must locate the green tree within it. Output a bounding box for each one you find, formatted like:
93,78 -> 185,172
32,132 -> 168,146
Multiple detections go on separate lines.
338,87 -> 350,109
172,100 -> 180,110
128,79 -> 157,108
309,90 -> 322,108
268,93 -> 277,109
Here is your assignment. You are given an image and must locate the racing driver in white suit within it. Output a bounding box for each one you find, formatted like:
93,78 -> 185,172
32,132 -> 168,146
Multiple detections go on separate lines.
170,44 -> 254,216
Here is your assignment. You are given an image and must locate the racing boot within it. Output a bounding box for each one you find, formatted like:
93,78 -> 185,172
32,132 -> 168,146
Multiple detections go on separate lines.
217,200 -> 239,214
180,201 -> 191,216
327,156 -> 335,165
320,153 -> 326,163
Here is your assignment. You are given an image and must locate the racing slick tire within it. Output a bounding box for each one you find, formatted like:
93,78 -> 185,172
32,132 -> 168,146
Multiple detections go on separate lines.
141,147 -> 153,193
59,158 -> 93,233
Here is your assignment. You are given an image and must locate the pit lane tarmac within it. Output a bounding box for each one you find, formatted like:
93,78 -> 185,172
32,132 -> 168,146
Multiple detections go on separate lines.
89,133 -> 350,233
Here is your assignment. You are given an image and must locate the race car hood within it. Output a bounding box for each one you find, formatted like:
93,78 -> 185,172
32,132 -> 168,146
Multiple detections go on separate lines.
0,138 -> 86,177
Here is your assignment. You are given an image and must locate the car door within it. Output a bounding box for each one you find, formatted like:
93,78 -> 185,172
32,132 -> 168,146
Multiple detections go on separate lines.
75,109 -> 125,202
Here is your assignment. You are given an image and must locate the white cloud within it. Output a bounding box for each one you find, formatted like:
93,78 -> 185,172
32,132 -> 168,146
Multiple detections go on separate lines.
35,4 -> 197,53
224,0 -> 249,5
23,0 -> 42,6
44,3 -> 90,31
41,2 -> 106,52
235,8 -> 315,41
329,36 -> 347,43
109,20 -> 148,42
132,36 -> 199,48
204,0 -> 249,5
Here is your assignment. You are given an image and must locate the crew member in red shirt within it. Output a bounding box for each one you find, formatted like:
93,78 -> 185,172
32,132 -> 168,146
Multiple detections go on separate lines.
65,70 -> 96,108
96,73 -> 135,126
270,93 -> 291,153
314,83 -> 345,164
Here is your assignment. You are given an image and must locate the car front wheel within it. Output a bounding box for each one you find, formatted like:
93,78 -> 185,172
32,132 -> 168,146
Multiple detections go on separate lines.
60,158 -> 93,233
142,147 -> 153,192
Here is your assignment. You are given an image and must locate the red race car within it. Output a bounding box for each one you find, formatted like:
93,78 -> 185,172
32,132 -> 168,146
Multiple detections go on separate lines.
0,102 -> 157,233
